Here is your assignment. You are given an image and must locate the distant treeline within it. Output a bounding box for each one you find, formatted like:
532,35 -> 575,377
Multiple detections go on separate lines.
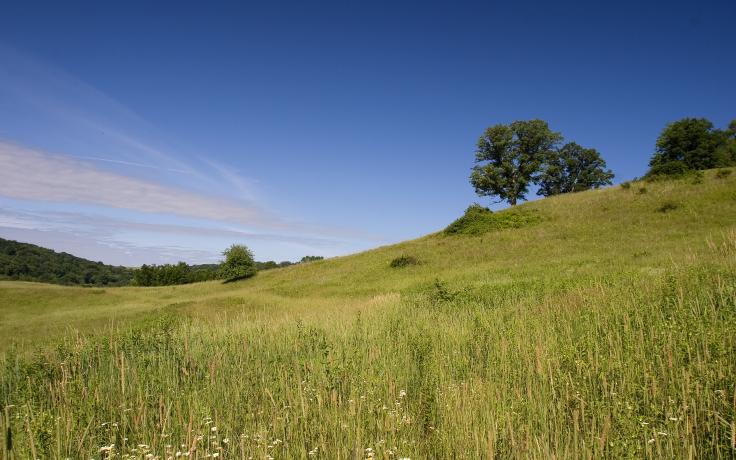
256,256 -> 323,270
255,260 -> 296,270
0,238 -> 133,286
131,255 -> 324,286
0,237 -> 324,287
131,262 -> 221,286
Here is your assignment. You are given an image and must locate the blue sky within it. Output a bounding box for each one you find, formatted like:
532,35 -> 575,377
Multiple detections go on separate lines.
1,0 -> 734,266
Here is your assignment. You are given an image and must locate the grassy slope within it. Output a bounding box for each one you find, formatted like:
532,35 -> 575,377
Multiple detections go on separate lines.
1,170 -> 735,458
2,171 -> 734,349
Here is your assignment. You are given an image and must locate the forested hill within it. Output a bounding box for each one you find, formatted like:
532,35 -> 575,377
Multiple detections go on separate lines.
0,239 -> 308,287
0,238 -> 133,286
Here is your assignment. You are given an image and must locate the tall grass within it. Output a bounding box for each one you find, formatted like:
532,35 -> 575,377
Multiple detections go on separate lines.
1,173 -> 735,458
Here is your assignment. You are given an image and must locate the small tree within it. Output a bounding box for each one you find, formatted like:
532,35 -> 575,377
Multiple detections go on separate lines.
470,120 -> 562,205
219,244 -> 257,282
300,255 -> 324,263
537,142 -> 614,196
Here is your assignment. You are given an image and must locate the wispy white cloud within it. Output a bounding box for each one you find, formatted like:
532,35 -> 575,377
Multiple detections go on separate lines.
0,45 -> 382,263
0,140 -> 381,240
0,204 -> 364,265
66,155 -> 193,174
0,44 -> 221,186
0,207 -> 347,248
0,141 -> 284,228
0,225 -> 220,266
196,156 -> 261,202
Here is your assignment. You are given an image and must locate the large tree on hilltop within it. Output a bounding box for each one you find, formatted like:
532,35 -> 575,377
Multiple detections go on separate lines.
470,119 -> 562,205
537,142 -> 614,196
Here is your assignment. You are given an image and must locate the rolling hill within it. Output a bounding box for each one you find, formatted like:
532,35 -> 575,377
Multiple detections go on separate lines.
0,170 -> 734,458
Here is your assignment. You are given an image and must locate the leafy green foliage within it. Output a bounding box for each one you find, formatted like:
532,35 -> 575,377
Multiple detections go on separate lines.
132,262 -> 220,286
255,258 -> 321,270
647,118 -> 736,177
255,260 -> 294,270
256,260 -> 279,270
444,204 -> 541,235
0,238 -> 284,287
427,278 -> 460,305
537,142 -> 614,196
647,159 -> 690,178
389,255 -> 419,268
470,120 -> 562,205
0,238 -> 132,286
690,170 -> 705,184
219,244 -> 257,282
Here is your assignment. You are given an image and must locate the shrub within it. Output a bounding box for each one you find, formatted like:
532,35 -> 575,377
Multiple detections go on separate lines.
620,181 -> 632,190
390,255 -> 419,268
428,278 -> 457,305
646,160 -> 689,179
638,187 -> 648,194
444,204 -> 541,236
657,201 -> 679,213
690,170 -> 704,184
716,168 -> 732,179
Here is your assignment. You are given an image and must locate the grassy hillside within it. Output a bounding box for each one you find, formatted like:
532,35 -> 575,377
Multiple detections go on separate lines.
1,170 -> 735,458
0,237 -> 133,286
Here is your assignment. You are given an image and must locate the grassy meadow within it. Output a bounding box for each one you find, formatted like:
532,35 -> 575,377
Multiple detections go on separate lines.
1,170 -> 735,458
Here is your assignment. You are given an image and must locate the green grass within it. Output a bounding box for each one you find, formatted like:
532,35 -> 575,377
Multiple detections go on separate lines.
1,170 -> 735,458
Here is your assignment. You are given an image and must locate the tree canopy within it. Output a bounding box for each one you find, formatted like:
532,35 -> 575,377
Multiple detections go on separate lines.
219,244 -> 257,282
647,118 -> 736,177
132,262 -> 220,286
537,142 -> 614,196
470,120 -> 616,204
0,238 -> 296,287
0,237 -> 133,286
470,120 -> 562,205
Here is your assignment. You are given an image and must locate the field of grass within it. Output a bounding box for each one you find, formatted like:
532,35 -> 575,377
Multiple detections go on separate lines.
1,170 -> 735,458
